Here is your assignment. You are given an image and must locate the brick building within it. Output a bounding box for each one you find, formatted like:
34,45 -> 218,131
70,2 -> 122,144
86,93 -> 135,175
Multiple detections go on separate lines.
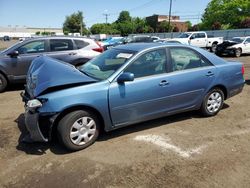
146,14 -> 188,32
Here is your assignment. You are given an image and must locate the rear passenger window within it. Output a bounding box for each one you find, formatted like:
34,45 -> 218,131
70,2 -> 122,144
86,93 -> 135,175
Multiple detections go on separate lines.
170,48 -> 212,72
74,40 -> 89,49
50,39 -> 73,51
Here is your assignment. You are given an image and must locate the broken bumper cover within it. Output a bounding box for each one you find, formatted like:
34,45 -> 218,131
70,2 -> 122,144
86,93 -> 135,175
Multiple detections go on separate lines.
24,110 -> 48,142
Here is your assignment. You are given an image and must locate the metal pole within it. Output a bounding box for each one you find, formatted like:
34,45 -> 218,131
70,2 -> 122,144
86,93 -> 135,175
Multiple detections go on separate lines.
103,14 -> 110,24
168,0 -> 172,37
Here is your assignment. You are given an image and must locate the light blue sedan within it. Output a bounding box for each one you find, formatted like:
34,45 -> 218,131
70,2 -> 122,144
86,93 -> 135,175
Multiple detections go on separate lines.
21,43 -> 245,151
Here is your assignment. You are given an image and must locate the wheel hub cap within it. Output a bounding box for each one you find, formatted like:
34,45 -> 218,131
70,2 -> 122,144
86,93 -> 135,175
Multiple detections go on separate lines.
70,116 -> 96,146
206,92 -> 222,113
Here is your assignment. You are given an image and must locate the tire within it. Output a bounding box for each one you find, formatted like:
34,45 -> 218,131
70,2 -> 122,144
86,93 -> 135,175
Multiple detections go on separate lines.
210,43 -> 217,53
201,88 -> 224,117
235,48 -> 242,58
0,73 -> 7,93
57,110 -> 100,151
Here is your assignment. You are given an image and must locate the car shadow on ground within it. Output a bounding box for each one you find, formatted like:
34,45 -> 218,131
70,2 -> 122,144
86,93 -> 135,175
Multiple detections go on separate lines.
15,103 -> 230,155
245,79 -> 250,85
6,83 -> 25,92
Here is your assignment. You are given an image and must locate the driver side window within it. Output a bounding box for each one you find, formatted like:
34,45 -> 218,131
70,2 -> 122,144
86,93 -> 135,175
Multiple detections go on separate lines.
125,49 -> 167,78
17,41 -> 45,54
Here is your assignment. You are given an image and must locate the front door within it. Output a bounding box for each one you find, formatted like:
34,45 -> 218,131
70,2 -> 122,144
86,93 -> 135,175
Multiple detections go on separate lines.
10,40 -> 46,80
109,48 -> 170,127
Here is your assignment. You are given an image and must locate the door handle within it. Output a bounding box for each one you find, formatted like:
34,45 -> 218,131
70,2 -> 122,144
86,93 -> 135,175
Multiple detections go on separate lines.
159,80 -> 169,86
69,52 -> 77,55
206,71 -> 214,77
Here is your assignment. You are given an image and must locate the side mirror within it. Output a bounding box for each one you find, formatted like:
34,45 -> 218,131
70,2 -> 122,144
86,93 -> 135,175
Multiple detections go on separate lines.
190,36 -> 194,40
117,72 -> 134,83
7,50 -> 19,57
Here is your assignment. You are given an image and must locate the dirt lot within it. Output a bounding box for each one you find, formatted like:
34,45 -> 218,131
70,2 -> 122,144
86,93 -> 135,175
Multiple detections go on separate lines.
0,55 -> 249,188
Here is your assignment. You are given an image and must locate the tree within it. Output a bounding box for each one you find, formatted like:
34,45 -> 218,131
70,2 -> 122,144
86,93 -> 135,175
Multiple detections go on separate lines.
212,21 -> 221,30
202,0 -> 250,29
157,21 -> 173,33
90,23 -> 120,34
114,11 -> 133,36
239,17 -> 250,28
185,21 -> 192,31
63,11 -> 87,35
35,31 -> 40,35
116,11 -> 132,23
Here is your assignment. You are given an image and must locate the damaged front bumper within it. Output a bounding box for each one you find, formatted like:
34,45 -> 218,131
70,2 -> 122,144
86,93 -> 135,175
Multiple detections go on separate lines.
21,91 -> 57,143
24,110 -> 48,142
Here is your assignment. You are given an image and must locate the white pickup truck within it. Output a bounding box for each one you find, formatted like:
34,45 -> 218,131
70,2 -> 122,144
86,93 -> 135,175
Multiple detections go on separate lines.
170,31 -> 223,52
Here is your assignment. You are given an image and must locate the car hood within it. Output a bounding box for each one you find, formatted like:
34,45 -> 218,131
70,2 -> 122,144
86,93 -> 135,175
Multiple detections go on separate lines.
217,40 -> 239,48
26,56 -> 97,98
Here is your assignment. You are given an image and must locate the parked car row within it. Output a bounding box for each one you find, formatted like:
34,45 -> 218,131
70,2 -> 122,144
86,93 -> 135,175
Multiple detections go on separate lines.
0,36 -> 103,92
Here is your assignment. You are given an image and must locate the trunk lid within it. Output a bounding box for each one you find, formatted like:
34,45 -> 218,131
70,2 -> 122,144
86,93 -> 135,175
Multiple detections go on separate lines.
26,56 -> 97,98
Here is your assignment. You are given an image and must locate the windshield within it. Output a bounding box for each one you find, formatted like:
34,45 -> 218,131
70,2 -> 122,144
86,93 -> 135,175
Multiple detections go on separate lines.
79,48 -> 136,80
231,38 -> 244,43
178,33 -> 191,38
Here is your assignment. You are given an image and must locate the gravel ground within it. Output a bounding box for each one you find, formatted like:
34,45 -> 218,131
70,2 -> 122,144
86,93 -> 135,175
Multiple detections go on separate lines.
0,54 -> 249,188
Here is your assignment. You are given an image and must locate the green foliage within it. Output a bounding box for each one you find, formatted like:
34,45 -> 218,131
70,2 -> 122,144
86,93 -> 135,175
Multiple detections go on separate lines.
185,21 -> 192,31
90,23 -> 120,34
116,11 -> 132,23
239,17 -> 250,28
63,11 -> 86,35
35,31 -> 40,35
157,21 -> 173,32
202,0 -> 250,30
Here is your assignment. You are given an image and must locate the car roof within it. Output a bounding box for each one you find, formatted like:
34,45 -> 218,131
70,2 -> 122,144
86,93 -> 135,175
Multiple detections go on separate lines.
114,42 -> 181,52
23,36 -> 91,42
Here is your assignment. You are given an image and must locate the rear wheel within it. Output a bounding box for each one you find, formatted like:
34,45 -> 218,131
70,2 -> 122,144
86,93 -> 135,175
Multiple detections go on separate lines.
0,73 -> 7,93
201,88 -> 224,117
57,110 -> 100,151
235,48 -> 242,57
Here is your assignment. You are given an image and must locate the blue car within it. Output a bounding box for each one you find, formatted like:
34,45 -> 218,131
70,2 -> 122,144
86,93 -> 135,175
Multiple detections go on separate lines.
21,43 -> 245,151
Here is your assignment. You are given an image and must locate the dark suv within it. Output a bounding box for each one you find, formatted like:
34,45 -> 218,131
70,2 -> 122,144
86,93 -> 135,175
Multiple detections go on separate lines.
0,36 -> 103,92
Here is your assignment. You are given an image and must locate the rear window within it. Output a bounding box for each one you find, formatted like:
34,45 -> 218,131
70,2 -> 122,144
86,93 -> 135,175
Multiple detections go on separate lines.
50,39 -> 73,51
74,39 -> 89,49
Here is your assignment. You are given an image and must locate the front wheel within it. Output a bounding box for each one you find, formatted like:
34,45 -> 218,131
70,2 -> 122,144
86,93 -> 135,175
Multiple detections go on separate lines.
0,73 -> 7,93
201,88 -> 224,117
57,110 -> 100,151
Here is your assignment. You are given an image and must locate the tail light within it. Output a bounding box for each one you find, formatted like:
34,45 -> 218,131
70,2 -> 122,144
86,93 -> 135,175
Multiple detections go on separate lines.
242,65 -> 245,75
92,41 -> 104,53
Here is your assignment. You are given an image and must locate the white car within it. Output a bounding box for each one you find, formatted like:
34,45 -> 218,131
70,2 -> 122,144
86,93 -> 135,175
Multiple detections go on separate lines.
169,31 -> 223,52
215,36 -> 250,57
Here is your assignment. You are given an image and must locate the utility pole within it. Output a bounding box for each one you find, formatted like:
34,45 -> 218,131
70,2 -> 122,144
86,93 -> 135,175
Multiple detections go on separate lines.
168,0 -> 173,36
103,13 -> 110,24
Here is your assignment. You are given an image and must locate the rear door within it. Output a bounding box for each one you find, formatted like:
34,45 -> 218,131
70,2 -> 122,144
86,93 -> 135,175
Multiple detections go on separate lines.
164,47 -> 217,112
46,39 -> 78,64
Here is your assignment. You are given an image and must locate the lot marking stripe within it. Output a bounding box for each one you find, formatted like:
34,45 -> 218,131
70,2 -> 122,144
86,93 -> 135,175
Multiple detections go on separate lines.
134,134 -> 207,158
